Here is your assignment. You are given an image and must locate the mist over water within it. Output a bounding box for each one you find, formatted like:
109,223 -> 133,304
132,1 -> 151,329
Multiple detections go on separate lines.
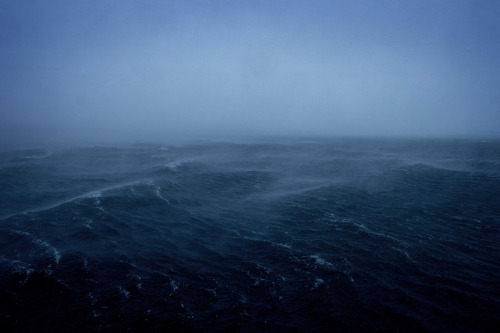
1,0 -> 500,149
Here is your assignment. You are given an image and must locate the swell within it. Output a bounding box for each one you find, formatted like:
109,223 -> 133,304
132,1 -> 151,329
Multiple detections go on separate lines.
1,140 -> 499,331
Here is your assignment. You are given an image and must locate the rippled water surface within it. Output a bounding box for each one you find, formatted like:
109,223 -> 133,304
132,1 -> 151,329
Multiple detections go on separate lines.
1,138 -> 499,332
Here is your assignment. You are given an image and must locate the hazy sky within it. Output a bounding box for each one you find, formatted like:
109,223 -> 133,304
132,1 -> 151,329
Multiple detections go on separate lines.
1,0 -> 499,148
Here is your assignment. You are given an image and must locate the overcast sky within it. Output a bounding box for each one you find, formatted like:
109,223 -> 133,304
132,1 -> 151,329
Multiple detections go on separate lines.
1,0 -> 499,148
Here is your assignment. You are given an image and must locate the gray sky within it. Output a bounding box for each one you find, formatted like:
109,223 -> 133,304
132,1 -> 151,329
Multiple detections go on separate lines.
1,0 -> 499,148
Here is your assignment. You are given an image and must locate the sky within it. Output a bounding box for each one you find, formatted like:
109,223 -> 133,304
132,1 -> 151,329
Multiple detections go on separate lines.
1,0 -> 499,148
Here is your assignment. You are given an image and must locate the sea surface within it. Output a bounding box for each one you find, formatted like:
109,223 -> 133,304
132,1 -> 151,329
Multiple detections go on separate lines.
1,137 -> 499,332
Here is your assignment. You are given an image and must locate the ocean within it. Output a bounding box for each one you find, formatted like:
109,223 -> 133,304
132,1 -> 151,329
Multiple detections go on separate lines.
1,137 -> 499,332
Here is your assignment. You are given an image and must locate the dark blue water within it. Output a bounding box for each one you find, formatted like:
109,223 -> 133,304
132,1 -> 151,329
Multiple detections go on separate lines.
1,137 -> 499,332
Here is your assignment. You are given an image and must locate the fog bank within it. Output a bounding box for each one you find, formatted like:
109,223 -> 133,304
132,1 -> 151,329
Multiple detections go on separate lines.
1,0 -> 499,149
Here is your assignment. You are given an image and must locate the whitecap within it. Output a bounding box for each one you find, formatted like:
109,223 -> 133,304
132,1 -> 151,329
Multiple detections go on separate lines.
83,218 -> 93,229
162,159 -> 193,171
205,288 -> 217,297
83,257 -> 89,271
12,230 -> 61,264
0,180 -> 147,219
356,225 -> 402,245
3,258 -> 33,275
391,246 -> 412,261
117,286 -> 131,299
88,292 -> 97,306
140,180 -> 172,204
170,279 -> 179,295
312,277 -> 324,290
274,242 -> 292,249
87,191 -> 102,199
128,272 -> 143,289
153,184 -> 170,205
310,254 -> 335,270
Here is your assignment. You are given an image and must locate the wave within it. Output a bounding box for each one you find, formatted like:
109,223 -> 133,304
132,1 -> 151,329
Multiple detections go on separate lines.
0,149 -> 52,162
10,229 -> 61,265
1,139 -> 499,331
0,179 -> 161,220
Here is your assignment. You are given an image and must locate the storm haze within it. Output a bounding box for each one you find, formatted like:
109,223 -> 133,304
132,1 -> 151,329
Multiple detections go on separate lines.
1,0 -> 499,149
2,2 -> 500,330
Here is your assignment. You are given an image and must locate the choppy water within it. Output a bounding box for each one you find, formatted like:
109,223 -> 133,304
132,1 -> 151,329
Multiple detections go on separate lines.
1,137 -> 499,332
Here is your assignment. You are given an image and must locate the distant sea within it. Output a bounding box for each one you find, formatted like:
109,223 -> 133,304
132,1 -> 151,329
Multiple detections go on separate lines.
1,137 -> 499,332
